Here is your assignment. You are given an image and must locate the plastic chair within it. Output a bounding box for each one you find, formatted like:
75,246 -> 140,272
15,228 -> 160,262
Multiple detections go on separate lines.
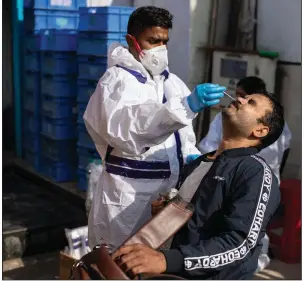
267,179 -> 301,263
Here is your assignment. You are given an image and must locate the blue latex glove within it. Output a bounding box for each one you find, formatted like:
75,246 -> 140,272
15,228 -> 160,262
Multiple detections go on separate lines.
186,154 -> 201,164
187,83 -> 226,113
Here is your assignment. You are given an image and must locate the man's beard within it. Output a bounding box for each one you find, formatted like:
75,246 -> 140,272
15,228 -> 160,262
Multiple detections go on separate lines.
221,111 -> 248,138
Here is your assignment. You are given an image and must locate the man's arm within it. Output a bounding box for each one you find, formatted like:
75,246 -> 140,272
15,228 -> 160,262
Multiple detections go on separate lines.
162,157 -> 280,277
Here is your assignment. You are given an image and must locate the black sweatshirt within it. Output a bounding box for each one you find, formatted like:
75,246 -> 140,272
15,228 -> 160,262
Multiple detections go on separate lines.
162,147 -> 280,280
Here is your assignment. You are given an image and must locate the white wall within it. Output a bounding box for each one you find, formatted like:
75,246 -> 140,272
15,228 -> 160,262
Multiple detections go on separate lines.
257,0 -> 301,63
187,0 -> 211,89
188,0 -> 230,89
257,0 -> 301,179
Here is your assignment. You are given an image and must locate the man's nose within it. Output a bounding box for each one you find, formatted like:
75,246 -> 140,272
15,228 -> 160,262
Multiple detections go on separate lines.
237,96 -> 247,105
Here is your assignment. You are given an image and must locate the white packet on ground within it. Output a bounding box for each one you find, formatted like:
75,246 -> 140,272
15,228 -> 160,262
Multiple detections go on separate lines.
65,226 -> 88,260
81,234 -> 91,256
80,226 -> 91,256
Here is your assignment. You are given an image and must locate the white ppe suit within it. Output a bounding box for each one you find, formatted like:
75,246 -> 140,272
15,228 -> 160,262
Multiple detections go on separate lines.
198,112 -> 292,183
84,44 -> 201,250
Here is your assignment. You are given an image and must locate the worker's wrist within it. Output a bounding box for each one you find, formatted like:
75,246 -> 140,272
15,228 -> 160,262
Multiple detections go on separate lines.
182,96 -> 197,120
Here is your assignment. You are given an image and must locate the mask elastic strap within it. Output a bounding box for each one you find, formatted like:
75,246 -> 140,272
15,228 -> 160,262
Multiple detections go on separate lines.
131,36 -> 144,59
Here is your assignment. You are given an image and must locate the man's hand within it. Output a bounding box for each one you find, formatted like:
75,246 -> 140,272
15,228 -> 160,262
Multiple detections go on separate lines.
151,198 -> 166,216
112,244 -> 167,276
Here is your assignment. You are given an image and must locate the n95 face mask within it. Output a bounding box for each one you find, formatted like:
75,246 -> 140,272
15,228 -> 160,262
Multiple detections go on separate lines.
132,38 -> 168,76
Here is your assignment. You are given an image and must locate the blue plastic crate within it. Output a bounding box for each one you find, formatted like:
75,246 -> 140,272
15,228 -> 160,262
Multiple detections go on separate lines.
23,110 -> 41,133
23,132 -> 41,153
39,29 -> 78,52
24,91 -> 41,114
24,8 -> 79,31
42,115 -> 77,140
24,149 -> 41,171
41,52 -> 77,75
41,75 -> 77,98
41,134 -> 77,162
77,168 -> 88,191
77,32 -> 126,57
42,95 -> 77,119
25,72 -> 40,93
77,79 -> 96,103
78,56 -> 107,81
77,103 -> 87,125
25,0 -> 86,10
41,155 -> 77,182
77,123 -> 95,150
77,145 -> 100,171
79,6 -> 135,32
25,32 -> 40,51
24,0 -> 33,8
25,52 -> 40,72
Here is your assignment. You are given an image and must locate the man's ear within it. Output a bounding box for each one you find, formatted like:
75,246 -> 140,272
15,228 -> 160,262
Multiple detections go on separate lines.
252,124 -> 269,139
126,34 -> 134,49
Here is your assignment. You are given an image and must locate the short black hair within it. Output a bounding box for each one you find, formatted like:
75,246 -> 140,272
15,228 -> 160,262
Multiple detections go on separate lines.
127,6 -> 173,36
257,92 -> 285,150
237,76 -> 266,94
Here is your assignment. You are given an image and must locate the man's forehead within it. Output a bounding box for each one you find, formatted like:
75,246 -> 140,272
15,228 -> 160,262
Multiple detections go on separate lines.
141,26 -> 169,39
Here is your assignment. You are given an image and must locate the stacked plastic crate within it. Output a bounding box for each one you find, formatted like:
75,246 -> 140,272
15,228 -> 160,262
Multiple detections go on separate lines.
23,36 -> 42,171
76,6 -> 135,191
23,0 -> 81,182
39,30 -> 79,183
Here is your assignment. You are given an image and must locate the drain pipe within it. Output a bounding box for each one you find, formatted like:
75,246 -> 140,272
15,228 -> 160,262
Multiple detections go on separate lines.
12,0 -> 23,157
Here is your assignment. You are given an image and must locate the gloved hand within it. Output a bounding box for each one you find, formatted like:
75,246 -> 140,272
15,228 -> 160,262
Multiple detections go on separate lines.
186,154 -> 201,164
187,83 -> 226,113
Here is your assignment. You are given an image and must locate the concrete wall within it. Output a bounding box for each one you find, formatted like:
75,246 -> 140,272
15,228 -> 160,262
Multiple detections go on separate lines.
188,0 -> 230,89
257,0 -> 301,179
257,0 -> 301,63
278,64 -> 302,179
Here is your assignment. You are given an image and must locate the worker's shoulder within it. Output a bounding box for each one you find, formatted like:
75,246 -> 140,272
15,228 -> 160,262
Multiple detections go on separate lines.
101,65 -> 129,80
97,67 -> 119,85
168,72 -> 187,86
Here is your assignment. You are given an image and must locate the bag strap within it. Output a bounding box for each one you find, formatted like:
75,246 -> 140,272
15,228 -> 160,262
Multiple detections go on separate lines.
178,161 -> 213,202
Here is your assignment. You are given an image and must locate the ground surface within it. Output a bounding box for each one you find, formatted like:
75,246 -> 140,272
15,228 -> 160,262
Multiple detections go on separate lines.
2,251 -> 301,280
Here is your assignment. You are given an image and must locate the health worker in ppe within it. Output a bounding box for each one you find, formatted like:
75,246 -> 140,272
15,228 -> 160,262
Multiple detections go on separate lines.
83,6 -> 226,250
198,76 -> 292,184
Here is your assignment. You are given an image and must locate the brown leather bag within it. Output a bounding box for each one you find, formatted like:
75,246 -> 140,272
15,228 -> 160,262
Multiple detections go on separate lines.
70,195 -> 193,280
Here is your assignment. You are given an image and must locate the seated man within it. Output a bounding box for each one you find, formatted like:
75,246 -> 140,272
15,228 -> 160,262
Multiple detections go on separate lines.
112,92 -> 284,280
198,76 -> 291,184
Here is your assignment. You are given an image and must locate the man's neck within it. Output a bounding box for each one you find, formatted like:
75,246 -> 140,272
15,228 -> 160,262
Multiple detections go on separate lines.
208,137 -> 257,160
